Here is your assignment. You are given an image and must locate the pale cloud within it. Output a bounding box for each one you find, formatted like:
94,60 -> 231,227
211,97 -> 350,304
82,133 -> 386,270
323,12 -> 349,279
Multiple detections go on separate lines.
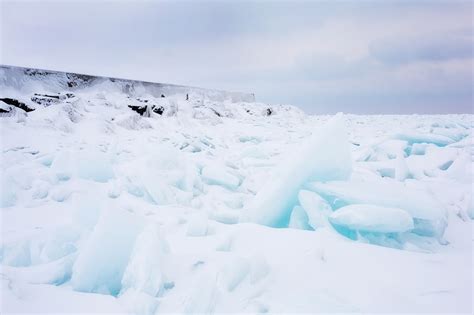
0,0 -> 472,113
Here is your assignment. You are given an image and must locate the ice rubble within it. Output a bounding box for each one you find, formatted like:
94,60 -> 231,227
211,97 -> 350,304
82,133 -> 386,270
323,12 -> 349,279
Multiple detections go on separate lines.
1,68 -> 473,313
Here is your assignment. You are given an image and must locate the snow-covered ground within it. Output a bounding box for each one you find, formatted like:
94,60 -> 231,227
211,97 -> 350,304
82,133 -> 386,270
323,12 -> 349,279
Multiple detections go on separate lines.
0,70 -> 473,314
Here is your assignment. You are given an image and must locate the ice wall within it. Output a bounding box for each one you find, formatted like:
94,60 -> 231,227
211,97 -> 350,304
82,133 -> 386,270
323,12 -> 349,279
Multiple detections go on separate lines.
0,65 -> 255,103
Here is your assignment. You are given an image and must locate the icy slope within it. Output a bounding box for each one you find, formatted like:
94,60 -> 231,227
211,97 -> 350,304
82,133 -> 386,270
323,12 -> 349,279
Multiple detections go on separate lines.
0,70 -> 473,313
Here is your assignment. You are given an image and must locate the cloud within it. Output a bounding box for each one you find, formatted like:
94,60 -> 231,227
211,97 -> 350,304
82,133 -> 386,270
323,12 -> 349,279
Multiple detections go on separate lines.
1,0 -> 472,114
369,29 -> 473,65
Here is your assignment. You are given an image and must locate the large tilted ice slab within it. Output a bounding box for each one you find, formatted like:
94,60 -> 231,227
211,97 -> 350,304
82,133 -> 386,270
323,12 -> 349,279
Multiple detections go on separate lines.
119,223 -> 169,315
71,206 -> 145,295
245,113 -> 352,227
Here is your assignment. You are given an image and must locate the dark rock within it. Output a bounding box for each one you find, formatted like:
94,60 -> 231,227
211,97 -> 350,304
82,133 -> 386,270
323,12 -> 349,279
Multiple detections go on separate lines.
211,108 -> 222,117
128,105 -> 147,116
152,105 -> 164,115
31,94 -> 61,106
266,108 -> 273,116
66,73 -> 94,88
34,93 -> 60,99
0,98 -> 35,112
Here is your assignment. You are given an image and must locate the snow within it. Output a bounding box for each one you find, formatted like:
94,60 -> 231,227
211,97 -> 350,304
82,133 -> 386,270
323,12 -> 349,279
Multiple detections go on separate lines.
1,66 -> 473,313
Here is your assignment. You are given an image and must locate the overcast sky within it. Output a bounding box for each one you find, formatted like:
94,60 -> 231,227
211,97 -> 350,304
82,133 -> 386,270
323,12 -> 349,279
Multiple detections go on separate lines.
1,0 -> 472,114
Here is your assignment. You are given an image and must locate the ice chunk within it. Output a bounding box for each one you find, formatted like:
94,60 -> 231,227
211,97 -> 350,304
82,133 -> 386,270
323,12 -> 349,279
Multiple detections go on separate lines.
201,165 -> 240,190
394,153 -> 409,181
52,149 -> 114,182
468,196 -> 474,220
410,143 -> 429,155
210,209 -> 240,224
31,180 -> 50,199
298,190 -> 332,229
307,179 -> 445,221
249,254 -> 270,284
71,192 -> 103,230
329,204 -> 414,233
71,206 -> 144,295
1,254 -> 76,285
1,240 -> 31,267
186,213 -> 208,237
431,127 -> 469,142
76,150 -> 114,182
1,228 -> 79,267
121,223 -> 168,297
245,113 -> 351,227
143,180 -> 177,205
219,257 -> 250,291
133,148 -> 198,205
118,289 -> 159,315
0,174 -> 16,207
394,132 -> 454,147
288,206 -> 312,230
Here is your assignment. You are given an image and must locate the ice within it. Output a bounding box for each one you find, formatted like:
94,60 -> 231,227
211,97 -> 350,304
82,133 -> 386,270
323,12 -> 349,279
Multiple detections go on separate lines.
118,289 -> 159,315
288,205 -> 312,230
307,179 -> 447,239
298,190 -> 332,229
431,127 -> 469,142
245,113 -> 351,227
1,240 -> 31,267
31,180 -> 50,199
248,254 -> 270,284
131,148 -> 198,205
201,165 -> 241,190
0,174 -> 16,207
1,254 -> 76,286
186,213 -> 209,236
219,256 -> 250,291
329,204 -> 414,234
118,223 -> 168,314
71,206 -> 145,295
468,193 -> 474,220
394,132 -> 454,146
1,228 -> 79,267
394,153 -> 409,181
210,209 -> 240,224
71,192 -> 103,230
307,179 -> 445,221
121,223 -> 168,297
51,149 -> 114,183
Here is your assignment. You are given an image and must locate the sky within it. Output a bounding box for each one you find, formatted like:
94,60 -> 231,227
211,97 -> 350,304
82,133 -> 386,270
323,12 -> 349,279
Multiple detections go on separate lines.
0,0 -> 472,114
